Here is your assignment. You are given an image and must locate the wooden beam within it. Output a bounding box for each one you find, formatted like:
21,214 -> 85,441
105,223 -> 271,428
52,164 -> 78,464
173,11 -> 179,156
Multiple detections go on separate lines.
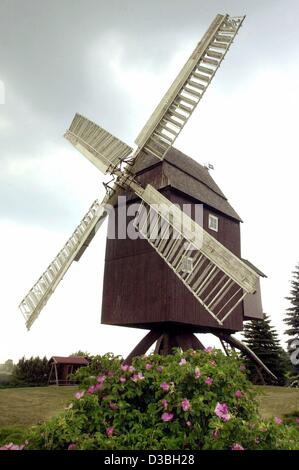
125,330 -> 162,364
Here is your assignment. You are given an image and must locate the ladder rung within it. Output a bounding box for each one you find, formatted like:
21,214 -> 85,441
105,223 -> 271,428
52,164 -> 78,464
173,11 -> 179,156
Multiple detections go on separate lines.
178,94 -> 198,107
187,79 -> 205,91
162,115 -> 183,129
215,34 -> 231,43
148,135 -> 169,150
168,107 -> 188,121
173,101 -> 193,114
144,144 -> 164,160
197,65 -> 214,75
219,26 -> 235,33
158,124 -> 178,137
154,130 -> 173,144
184,86 -> 202,99
206,50 -> 223,59
210,41 -> 228,50
192,71 -> 210,83
201,57 -> 219,66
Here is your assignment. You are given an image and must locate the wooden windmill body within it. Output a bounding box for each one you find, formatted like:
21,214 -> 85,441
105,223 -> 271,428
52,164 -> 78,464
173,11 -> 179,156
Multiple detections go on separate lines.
101,148 -> 265,359
19,14 -> 276,379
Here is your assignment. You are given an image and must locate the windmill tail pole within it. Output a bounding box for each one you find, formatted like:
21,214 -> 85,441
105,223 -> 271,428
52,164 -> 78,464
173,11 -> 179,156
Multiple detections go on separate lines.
216,333 -> 278,382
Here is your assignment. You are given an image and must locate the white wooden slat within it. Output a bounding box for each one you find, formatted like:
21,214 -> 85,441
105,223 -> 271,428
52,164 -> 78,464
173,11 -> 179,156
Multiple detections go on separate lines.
64,113 -> 133,175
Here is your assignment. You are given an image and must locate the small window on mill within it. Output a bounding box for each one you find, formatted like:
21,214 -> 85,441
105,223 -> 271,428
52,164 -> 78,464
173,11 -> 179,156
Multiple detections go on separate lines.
208,214 -> 218,232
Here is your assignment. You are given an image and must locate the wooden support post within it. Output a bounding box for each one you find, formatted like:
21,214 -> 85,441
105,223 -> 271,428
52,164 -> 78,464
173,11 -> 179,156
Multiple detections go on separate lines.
54,363 -> 59,386
125,330 -> 162,364
215,333 -> 277,381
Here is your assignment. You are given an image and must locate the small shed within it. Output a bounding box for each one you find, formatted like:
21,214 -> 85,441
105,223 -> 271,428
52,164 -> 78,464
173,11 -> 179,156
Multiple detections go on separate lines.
48,356 -> 89,386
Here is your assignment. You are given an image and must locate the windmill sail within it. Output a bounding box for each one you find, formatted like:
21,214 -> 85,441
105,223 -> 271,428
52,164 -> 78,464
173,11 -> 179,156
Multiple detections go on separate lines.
135,14 -> 245,160
64,114 -> 133,174
19,197 -> 109,330
133,184 -> 259,325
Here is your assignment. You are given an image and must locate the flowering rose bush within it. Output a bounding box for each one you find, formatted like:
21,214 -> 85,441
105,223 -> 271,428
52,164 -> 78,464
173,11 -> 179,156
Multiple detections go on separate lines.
1,350 -> 299,450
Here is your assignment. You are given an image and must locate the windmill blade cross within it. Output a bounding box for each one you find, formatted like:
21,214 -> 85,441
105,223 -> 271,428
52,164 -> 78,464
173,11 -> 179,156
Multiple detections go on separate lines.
135,14 -> 245,161
19,196 -> 109,330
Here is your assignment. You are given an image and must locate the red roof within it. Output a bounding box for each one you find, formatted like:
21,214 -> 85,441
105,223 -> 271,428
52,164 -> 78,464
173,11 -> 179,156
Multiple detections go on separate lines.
51,356 -> 89,365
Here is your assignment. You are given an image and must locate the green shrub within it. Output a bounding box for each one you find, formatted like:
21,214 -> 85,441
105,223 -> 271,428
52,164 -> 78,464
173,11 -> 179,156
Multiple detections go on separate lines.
11,356 -> 50,387
0,372 -> 13,388
12,350 -> 298,450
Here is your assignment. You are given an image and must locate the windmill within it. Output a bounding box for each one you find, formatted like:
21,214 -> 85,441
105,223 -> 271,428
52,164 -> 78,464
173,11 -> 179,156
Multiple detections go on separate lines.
19,14 -> 276,379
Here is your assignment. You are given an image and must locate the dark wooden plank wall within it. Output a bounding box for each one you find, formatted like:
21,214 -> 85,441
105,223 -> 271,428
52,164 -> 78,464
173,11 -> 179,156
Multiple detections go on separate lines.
101,186 -> 243,333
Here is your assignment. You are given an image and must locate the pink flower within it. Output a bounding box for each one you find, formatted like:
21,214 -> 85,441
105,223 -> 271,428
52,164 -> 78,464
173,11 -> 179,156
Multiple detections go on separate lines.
120,376 -> 126,383
215,402 -> 231,422
205,346 -> 214,353
68,443 -> 76,450
128,365 -> 135,372
157,366 -> 163,373
160,382 -> 170,391
107,371 -> 114,377
0,443 -> 25,451
131,372 -> 144,382
161,412 -> 174,422
97,374 -> 106,383
295,418 -> 299,424
186,421 -> 192,428
239,364 -> 246,371
106,427 -> 114,438
181,399 -> 191,412
235,390 -> 242,399
145,363 -> 152,370
194,367 -> 201,379
205,377 -> 213,386
179,358 -> 187,366
121,364 -> 129,371
212,429 -> 220,439
161,399 -> 168,409
274,417 -> 283,425
74,390 -> 84,400
231,443 -> 244,451
94,383 -> 103,392
87,385 -> 95,394
109,402 -> 118,411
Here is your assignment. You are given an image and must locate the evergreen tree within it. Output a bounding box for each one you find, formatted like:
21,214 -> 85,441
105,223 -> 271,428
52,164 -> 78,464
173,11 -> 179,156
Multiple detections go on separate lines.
12,356 -> 50,386
284,263 -> 299,346
242,315 -> 288,385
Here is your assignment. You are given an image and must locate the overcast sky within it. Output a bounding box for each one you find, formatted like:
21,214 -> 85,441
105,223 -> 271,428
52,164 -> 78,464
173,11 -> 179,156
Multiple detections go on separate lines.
1,0 -> 298,363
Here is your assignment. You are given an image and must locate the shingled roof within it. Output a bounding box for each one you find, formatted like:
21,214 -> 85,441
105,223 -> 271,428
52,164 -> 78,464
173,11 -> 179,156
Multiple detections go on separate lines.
51,356 -> 89,365
132,147 -> 242,222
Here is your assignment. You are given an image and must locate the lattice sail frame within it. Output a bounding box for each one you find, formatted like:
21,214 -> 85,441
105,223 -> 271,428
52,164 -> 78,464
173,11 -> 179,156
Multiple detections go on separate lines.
133,184 -> 259,325
64,113 -> 133,174
135,14 -> 245,160
19,196 -> 109,329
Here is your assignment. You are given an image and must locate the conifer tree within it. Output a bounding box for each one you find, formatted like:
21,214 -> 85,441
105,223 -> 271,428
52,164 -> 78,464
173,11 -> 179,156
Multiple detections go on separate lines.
242,315 -> 288,385
284,263 -> 299,344
284,263 -> 299,377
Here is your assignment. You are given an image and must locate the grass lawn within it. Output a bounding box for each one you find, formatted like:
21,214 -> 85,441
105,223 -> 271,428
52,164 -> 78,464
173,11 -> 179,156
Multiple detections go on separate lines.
256,385 -> 299,419
0,385 -> 298,433
0,386 -> 77,429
